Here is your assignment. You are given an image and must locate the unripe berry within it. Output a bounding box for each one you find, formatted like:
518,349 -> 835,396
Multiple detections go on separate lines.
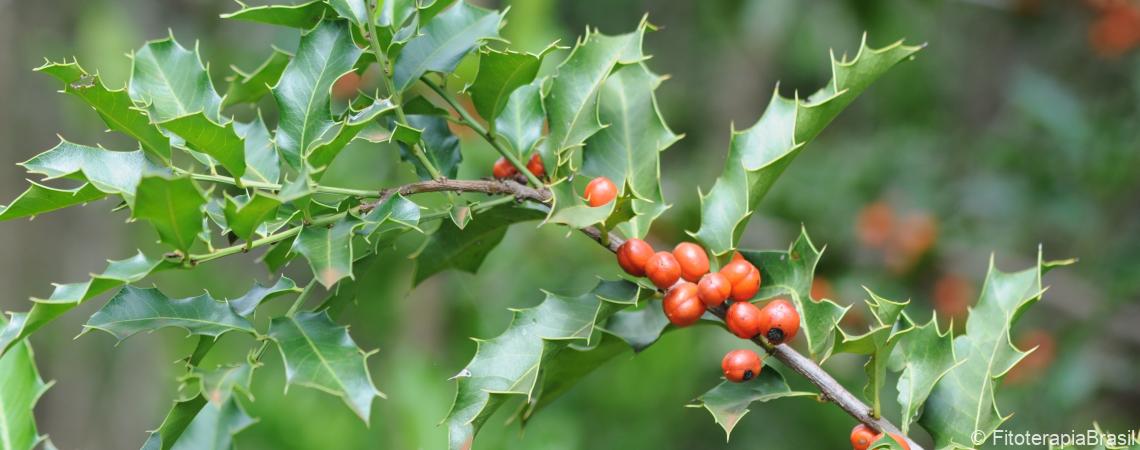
662,282 -> 704,327
721,349 -> 762,383
673,242 -> 710,282
730,265 -> 761,301
526,153 -> 545,179
759,299 -> 800,344
584,176 -> 618,207
644,251 -> 682,289
492,157 -> 517,179
697,272 -> 732,307
616,238 -> 654,277
850,424 -> 877,450
725,301 -> 763,339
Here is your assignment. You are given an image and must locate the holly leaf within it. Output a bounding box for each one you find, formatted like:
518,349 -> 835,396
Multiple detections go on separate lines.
19,139 -> 159,203
223,192 -> 281,242
494,79 -> 545,155
223,47 -> 291,108
694,37 -> 924,257
737,228 -> 849,360
328,0 -> 367,26
273,20 -> 363,168
129,35 -> 223,123
395,115 -> 461,180
228,277 -> 300,317
445,279 -> 646,450
140,395 -> 208,450
894,317 -> 959,434
0,251 -> 176,357
132,175 -> 207,253
413,203 -> 544,284
600,303 -> 670,352
468,45 -> 554,123
356,194 -> 422,246
919,251 -> 1071,449
833,291 -> 914,417
688,369 -> 814,439
234,114 -> 280,184
292,217 -> 361,288
516,331 -> 630,425
392,0 -> 503,91
539,20 -> 647,176
268,311 -> 381,422
166,397 -> 255,450
84,286 -> 255,341
36,60 -> 171,161
159,112 -> 247,178
544,177 -> 619,228
182,363 -> 256,406
220,1 -> 331,29
0,315 -> 51,450
0,181 -> 106,221
308,98 -> 397,171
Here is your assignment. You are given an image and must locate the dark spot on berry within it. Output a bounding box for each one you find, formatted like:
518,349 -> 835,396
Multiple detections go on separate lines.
767,328 -> 785,343
742,370 -> 754,381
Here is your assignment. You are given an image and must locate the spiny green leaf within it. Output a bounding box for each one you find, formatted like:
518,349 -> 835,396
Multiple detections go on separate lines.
544,177 -> 619,228
0,315 -> 51,450
392,0 -> 504,92
222,47 -> 291,108
919,251 -> 1066,449
269,311 -> 381,422
36,60 -> 171,161
159,112 -> 247,178
600,303 -> 670,352
328,0 -> 367,26
688,369 -> 814,439
308,98 -> 397,171
413,203 -> 544,284
140,395 -> 208,450
737,228 -> 848,360
0,251 -> 176,356
228,277 -> 299,317
132,175 -> 207,253
833,291 -> 914,417
130,35 -> 223,123
21,139 -> 159,203
183,363 -> 256,406
494,79 -> 545,155
234,114 -> 280,184
0,181 -> 106,221
868,433 -> 911,450
223,192 -> 281,242
540,21 -> 647,176
395,115 -> 461,180
273,20 -> 363,169
167,396 -> 255,450
894,317 -> 959,434
694,37 -> 923,257
356,194 -> 421,246
468,45 -> 555,123
445,279 -> 645,449
516,331 -> 630,425
220,0 -> 330,29
292,217 -> 361,288
84,286 -> 255,341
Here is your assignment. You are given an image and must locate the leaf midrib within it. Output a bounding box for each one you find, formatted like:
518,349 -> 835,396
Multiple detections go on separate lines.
400,10 -> 497,90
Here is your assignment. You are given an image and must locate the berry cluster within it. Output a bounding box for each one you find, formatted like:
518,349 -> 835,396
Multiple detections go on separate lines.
492,153 -> 546,180
615,238 -> 802,383
850,424 -> 911,450
491,158 -> 619,209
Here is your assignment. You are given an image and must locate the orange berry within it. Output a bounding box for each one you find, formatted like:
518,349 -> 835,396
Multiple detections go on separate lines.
673,242 -> 710,282
616,238 -> 654,277
721,349 -> 762,383
730,265 -> 761,301
851,424 -> 877,450
662,282 -> 704,327
526,153 -> 545,179
759,299 -> 800,345
720,260 -> 754,286
697,272 -> 732,307
644,251 -> 681,289
492,157 -> 517,179
584,176 -> 617,207
725,301 -> 762,339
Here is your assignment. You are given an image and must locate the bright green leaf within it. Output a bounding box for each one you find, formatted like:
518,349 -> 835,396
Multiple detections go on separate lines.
0,315 -> 51,450
494,79 -> 545,156
0,181 -> 106,221
308,98 -> 397,171
228,277 -> 299,317
894,317 -> 959,434
688,369 -> 814,439
392,0 -> 504,92
468,45 -> 554,123
234,114 -> 280,184
328,0 -> 367,25
292,217 -> 361,288
21,139 -> 159,203
833,291 -> 914,418
220,1 -> 330,29
84,286 -> 255,341
132,175 -> 207,253
222,47 -> 291,108
130,35 -> 223,123
167,397 -> 255,450
140,395 -> 208,450
223,192 -> 281,242
159,112 -> 247,178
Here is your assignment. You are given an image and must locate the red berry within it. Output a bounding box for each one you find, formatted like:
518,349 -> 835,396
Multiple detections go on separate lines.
526,153 -> 545,179
673,242 -> 710,282
850,424 -> 877,450
759,299 -> 800,344
730,265 -> 761,301
731,251 -> 745,262
644,251 -> 681,289
616,238 -> 654,277
886,433 -> 911,450
725,301 -> 762,339
492,157 -> 517,179
697,272 -> 732,307
584,176 -> 618,207
720,259 -> 754,286
721,349 -> 762,383
663,282 -> 705,327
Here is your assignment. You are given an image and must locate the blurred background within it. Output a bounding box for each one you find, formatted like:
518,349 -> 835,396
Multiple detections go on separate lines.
2,0 -> 1139,448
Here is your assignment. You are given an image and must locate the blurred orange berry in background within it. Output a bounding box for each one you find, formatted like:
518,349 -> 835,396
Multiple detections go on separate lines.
811,277 -> 834,303
1089,2 -> 1140,56
932,273 -> 973,323
332,72 -> 362,101
1006,329 -> 1057,384
857,201 -> 894,248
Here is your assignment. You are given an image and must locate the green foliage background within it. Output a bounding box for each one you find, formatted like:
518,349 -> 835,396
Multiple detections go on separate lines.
0,0 -> 1137,448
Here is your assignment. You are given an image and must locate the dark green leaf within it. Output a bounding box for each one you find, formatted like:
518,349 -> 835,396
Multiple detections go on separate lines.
269,311 -> 381,421
308,98 -> 397,171
292,217 -> 361,288
273,20 -> 363,168
220,1 -> 330,29
0,181 -> 106,221
132,175 -> 207,253
159,112 -> 247,178
494,79 -> 545,155
468,45 -> 553,123
36,60 -> 171,161
894,317 -> 958,434
413,203 -> 544,284
391,0 -> 503,91
223,192 -> 281,242
694,38 -> 923,257
602,303 -> 670,352
0,315 -> 51,450
130,35 -> 223,123
223,47 -> 291,108
688,369 -> 814,439
84,286 -> 255,341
